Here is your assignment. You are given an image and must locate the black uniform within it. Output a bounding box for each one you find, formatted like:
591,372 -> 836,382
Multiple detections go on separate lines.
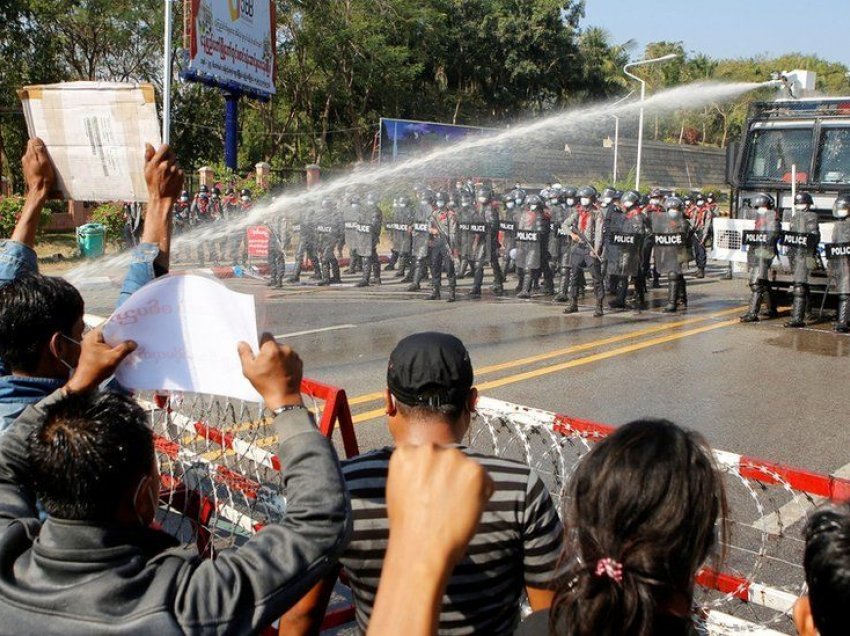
407,201 -> 434,292
828,212 -> 850,332
740,207 -> 782,322
356,198 -> 383,287
316,201 -> 343,286
784,205 -> 820,327
428,206 -> 457,302
287,208 -> 321,283
469,200 -> 505,297
652,209 -> 691,312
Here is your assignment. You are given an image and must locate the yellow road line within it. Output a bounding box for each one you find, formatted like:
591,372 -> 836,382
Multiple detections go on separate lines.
347,317 -> 741,427
346,306 -> 744,406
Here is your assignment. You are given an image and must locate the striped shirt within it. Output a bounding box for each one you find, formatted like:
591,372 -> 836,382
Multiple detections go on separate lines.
340,445 -> 564,636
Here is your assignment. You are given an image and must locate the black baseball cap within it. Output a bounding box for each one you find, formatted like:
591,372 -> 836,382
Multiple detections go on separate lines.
387,332 -> 474,408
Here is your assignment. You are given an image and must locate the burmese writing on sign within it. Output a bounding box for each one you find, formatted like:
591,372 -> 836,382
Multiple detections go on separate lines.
102,274 -> 261,402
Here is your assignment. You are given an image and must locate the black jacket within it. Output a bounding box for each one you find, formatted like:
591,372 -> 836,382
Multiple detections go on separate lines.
0,390 -> 352,635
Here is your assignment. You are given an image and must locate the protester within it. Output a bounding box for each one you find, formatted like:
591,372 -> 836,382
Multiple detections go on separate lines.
516,418 -> 728,636
0,142 -> 182,430
365,444 -> 494,636
0,329 -> 351,633
280,331 -> 563,636
794,502 -> 850,636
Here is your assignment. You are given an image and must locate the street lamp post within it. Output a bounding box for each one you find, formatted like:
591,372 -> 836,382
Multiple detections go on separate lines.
162,0 -> 174,145
623,53 -> 678,191
609,90 -> 635,183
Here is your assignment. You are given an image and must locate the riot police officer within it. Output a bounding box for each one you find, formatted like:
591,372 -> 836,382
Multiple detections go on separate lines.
514,194 -> 547,299
427,191 -> 457,302
690,193 -> 714,278
173,191 -> 192,262
605,190 -> 648,310
740,193 -> 782,322
468,187 -> 504,297
316,198 -> 343,286
563,186 -> 605,316
286,205 -> 321,283
344,194 -> 363,274
644,188 -> 666,287
356,191 -> 383,287
456,191 -> 475,279
784,192 -> 821,328
652,197 -> 691,313
191,185 -> 216,266
407,190 -> 435,292
828,194 -> 850,332
553,187 -> 577,302
394,195 -> 415,281
501,188 -> 525,275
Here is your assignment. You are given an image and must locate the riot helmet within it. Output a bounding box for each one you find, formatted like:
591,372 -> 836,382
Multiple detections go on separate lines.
366,191 -> 379,206
794,192 -> 814,211
752,193 -> 775,215
526,194 -> 543,211
833,194 -> 850,219
476,187 -> 492,204
600,187 -> 616,206
562,186 -> 578,206
513,188 -> 527,206
665,196 -> 684,217
179,190 -> 190,203
621,190 -> 641,210
577,186 -> 598,207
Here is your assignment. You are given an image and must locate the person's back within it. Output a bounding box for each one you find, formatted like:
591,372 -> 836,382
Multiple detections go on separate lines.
280,332 -> 562,636
341,444 -> 561,634
0,333 -> 350,634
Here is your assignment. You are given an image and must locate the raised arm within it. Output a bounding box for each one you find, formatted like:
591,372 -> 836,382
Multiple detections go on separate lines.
11,138 -> 55,249
173,335 -> 352,633
117,144 -> 183,307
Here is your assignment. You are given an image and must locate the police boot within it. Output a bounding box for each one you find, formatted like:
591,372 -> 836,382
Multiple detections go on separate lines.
407,260 -> 424,291
355,257 -> 372,287
553,270 -> 569,302
652,268 -> 661,289
385,250 -> 398,271
504,257 -> 515,276
764,285 -> 779,319
285,262 -> 302,284
395,255 -> 408,279
723,264 -> 734,280
740,283 -> 764,322
663,273 -> 680,313
517,272 -> 533,299
267,272 -> 279,287
594,298 -> 604,318
345,258 -> 356,274
372,257 -> 382,285
330,260 -> 341,283
696,267 -> 705,279
785,285 -> 808,328
428,280 -> 441,300
609,278 -> 628,309
836,295 -> 850,333
469,265 -> 484,298
447,281 -> 456,303
491,260 -> 505,296
542,270 -> 555,296
514,269 -> 524,293
310,259 -> 323,280
678,274 -> 688,309
563,290 -> 579,314
458,257 -> 469,279
317,262 -> 331,287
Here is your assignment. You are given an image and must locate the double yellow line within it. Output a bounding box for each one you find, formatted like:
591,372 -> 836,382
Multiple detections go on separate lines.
194,304 -> 744,458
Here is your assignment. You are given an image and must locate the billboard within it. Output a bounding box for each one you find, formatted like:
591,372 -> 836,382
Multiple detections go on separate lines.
185,0 -> 276,98
379,118 -> 512,178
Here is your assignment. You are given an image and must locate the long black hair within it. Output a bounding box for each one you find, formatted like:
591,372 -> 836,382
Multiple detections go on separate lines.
550,419 -> 728,636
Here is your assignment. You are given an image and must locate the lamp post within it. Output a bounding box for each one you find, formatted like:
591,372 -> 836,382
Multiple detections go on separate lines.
623,53 -> 678,190
162,0 -> 173,145
609,90 -> 635,183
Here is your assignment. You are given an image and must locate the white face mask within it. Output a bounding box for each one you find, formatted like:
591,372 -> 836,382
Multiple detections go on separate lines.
602,197 -> 612,205
836,208 -> 850,219
506,201 -> 515,209
580,197 -> 591,207
530,204 -> 539,210
623,201 -> 634,209
756,207 -> 770,215
650,198 -> 660,206
549,199 -> 559,206
696,200 -> 705,206
514,198 -> 523,206
667,209 -> 679,218
795,204 -> 809,212
477,197 -> 487,203
565,198 -> 576,206
241,196 -> 250,203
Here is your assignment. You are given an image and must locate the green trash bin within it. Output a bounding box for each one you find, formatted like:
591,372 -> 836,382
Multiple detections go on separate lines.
76,223 -> 106,258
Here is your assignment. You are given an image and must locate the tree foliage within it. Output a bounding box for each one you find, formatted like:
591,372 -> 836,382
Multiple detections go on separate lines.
2,0 -> 849,193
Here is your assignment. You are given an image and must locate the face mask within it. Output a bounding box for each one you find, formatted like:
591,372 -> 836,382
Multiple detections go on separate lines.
580,198 -> 591,207
602,197 -> 612,205
565,198 -> 575,206
242,196 -> 250,203
650,198 -> 660,206
477,197 -> 487,203
756,207 -> 770,215
836,208 -> 850,219
530,204 -> 539,210
180,197 -> 189,203
707,198 -> 714,203
623,201 -> 634,209
506,201 -> 515,209
59,333 -> 81,378
795,204 -> 809,212
696,200 -> 705,206
667,209 -> 679,218
549,199 -> 559,206
514,198 -> 523,206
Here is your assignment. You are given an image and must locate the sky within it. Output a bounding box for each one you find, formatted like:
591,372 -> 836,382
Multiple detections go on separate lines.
583,0 -> 850,68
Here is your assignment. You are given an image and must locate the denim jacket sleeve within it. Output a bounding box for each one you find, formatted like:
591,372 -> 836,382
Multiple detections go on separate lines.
0,240 -> 38,287
116,243 -> 161,309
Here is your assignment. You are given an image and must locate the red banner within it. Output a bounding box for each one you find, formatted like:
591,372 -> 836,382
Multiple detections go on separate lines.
246,226 -> 271,258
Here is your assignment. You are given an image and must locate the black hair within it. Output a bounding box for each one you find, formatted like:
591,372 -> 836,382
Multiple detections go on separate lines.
550,419 -> 728,636
0,273 -> 84,373
394,386 -> 468,423
28,392 -> 154,522
803,502 -> 850,636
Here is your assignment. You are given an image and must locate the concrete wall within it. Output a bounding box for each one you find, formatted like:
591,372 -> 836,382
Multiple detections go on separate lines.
510,139 -> 727,190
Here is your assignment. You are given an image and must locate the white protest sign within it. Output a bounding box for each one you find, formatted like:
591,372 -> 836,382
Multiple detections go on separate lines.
102,274 -> 261,402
